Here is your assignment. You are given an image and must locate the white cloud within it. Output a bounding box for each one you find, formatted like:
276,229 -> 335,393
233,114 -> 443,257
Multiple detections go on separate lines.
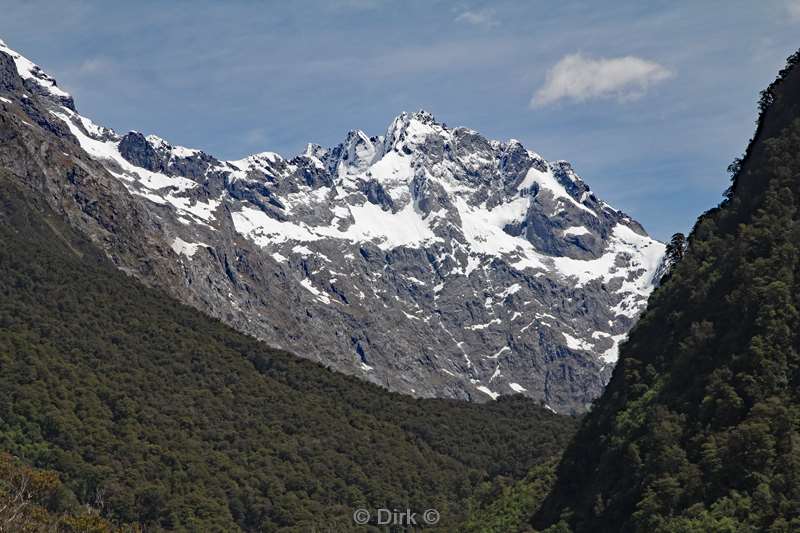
531,53 -> 673,107
455,9 -> 499,28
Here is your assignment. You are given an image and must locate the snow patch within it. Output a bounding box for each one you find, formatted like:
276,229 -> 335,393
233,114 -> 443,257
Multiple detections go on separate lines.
487,346 -> 511,359
0,40 -> 71,98
171,237 -> 207,258
465,318 -> 502,331
476,385 -> 499,400
498,283 -> 522,298
300,278 -> 331,304
519,166 -> 597,217
601,333 -> 628,364
562,332 -> 592,351
509,382 -> 527,393
563,225 -> 591,237
231,201 -> 439,251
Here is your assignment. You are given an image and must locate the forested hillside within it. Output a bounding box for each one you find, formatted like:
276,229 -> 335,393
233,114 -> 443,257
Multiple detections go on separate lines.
0,175 -> 577,531
533,49 -> 800,532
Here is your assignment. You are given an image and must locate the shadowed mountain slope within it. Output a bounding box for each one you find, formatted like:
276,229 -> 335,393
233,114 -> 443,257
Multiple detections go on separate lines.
0,175 -> 576,531
534,49 -> 800,533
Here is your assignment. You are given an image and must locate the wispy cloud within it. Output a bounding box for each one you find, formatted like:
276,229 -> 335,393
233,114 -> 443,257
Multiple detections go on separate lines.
78,57 -> 114,75
331,0 -> 386,10
455,9 -> 499,28
296,39 -> 517,79
531,53 -> 673,107
788,0 -> 800,20
242,128 -> 268,148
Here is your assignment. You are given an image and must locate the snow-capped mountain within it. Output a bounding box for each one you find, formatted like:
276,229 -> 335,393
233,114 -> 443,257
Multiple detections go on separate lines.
0,39 -> 665,412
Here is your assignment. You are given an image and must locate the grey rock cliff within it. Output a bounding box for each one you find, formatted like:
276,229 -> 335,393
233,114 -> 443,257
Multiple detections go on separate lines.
0,39 -> 665,413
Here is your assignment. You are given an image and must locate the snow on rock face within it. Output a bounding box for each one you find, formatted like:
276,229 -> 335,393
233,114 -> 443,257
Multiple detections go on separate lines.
509,382 -> 528,393
59,104 -> 664,412
50,109 -> 221,228
171,237 -> 208,258
1,38 -> 665,413
563,225 -> 591,237
0,40 -> 73,108
476,385 -> 500,400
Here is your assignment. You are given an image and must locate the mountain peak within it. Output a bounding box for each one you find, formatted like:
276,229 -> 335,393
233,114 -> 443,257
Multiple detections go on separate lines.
0,37 -> 73,109
302,142 -> 328,162
409,109 -> 437,124
2,39 -> 665,411
384,109 -> 448,153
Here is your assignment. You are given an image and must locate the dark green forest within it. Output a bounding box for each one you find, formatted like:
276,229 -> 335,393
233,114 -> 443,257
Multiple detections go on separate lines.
530,49 -> 800,532
5,37 -> 800,533
0,176 -> 577,531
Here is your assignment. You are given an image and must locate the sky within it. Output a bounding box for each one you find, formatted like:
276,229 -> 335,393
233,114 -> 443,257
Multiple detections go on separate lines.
1,1 -> 798,240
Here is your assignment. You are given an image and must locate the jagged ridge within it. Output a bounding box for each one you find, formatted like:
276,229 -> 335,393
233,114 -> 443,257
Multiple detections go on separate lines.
0,38 -> 665,412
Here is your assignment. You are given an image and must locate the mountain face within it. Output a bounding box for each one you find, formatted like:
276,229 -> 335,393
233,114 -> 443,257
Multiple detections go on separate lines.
0,167 -> 578,531
534,50 -> 800,532
0,39 -> 664,413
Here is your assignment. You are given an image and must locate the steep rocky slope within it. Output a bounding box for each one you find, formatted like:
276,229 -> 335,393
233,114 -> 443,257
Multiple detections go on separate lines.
0,173 -> 578,531
0,38 -> 664,412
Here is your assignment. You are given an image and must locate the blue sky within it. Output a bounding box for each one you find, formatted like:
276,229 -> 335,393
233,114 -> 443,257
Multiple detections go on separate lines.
1,1 -> 798,240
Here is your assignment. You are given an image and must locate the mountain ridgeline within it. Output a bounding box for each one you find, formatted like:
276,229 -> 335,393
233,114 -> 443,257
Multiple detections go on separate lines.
5,34 -> 798,533
532,49 -> 800,532
0,38 -> 665,413
0,38 -> 582,531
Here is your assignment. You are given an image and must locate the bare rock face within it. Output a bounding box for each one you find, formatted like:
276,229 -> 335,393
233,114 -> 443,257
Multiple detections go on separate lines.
0,39 -> 665,413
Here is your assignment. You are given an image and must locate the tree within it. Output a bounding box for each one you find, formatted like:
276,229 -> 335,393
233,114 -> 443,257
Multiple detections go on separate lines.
664,233 -> 686,266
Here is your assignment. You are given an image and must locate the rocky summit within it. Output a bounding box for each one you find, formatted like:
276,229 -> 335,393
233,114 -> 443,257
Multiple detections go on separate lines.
0,39 -> 664,413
